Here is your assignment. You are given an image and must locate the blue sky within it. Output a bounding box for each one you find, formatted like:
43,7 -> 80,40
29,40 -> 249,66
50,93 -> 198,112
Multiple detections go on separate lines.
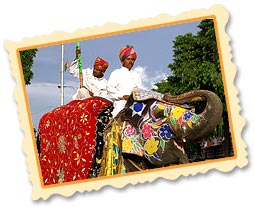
26,20 -> 201,129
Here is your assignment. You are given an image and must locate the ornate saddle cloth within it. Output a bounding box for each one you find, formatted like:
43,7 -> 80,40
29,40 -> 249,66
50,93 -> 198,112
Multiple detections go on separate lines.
38,97 -> 112,185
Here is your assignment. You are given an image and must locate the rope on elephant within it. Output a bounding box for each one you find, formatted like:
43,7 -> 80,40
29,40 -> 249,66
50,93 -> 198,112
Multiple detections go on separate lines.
99,120 -> 126,176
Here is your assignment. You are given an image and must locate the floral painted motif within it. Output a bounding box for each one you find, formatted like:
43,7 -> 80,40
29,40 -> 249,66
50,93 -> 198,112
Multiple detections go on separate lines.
183,111 -> 193,120
144,137 -> 159,155
138,102 -> 172,160
124,125 -> 135,136
122,138 -> 132,152
122,123 -> 143,156
129,102 -> 146,117
122,135 -> 143,156
141,123 -> 153,139
159,124 -> 173,139
171,107 -> 186,119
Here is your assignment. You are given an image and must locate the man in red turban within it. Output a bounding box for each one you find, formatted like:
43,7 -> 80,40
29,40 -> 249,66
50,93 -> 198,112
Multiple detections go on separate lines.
69,49 -> 109,100
94,57 -> 109,70
93,57 -> 109,77
107,45 -> 143,117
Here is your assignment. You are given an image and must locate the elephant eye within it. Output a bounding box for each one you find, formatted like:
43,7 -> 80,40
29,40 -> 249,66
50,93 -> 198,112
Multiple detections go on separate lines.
152,108 -> 164,119
187,100 -> 207,114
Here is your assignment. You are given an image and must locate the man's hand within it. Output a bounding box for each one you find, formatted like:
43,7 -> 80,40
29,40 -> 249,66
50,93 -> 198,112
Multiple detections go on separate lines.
89,91 -> 94,97
75,46 -> 81,59
122,95 -> 129,100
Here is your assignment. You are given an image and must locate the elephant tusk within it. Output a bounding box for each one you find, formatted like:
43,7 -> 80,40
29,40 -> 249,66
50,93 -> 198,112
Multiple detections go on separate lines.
174,140 -> 186,154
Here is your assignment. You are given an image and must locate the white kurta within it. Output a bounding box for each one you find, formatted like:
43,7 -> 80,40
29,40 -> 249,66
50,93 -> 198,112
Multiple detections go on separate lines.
69,59 -> 108,100
107,66 -> 143,117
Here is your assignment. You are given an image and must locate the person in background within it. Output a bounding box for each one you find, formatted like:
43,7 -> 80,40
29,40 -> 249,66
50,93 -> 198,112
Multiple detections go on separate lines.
69,47 -> 109,100
107,45 -> 143,117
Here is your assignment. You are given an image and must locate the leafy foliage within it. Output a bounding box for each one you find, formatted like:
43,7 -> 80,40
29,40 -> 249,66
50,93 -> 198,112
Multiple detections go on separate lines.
155,19 -> 225,107
155,19 -> 232,158
20,49 -> 38,85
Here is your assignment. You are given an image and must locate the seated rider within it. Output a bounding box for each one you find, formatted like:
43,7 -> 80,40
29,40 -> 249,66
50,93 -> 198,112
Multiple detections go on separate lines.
69,47 -> 109,100
107,45 -> 144,117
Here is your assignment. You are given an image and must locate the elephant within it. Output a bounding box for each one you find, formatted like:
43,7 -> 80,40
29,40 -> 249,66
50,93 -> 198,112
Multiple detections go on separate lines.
37,88 -> 222,184
98,88 -> 223,176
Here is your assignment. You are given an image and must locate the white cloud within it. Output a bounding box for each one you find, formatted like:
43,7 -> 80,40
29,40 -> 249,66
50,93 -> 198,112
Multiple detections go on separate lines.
133,66 -> 149,88
133,65 -> 168,90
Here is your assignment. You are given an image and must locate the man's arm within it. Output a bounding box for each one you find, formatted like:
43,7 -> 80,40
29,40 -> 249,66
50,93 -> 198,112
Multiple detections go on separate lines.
69,59 -> 80,78
69,46 -> 82,78
107,71 -> 123,99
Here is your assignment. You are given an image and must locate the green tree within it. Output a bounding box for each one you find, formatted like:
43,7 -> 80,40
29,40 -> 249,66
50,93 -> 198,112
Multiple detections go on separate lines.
20,49 -> 38,85
155,19 -> 232,158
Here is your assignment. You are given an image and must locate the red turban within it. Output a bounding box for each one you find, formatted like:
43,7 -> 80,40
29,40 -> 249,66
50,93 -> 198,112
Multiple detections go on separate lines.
94,57 -> 109,71
119,46 -> 137,62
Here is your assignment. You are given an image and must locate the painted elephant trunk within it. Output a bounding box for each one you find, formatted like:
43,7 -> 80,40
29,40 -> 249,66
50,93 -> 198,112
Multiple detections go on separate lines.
162,90 -> 223,142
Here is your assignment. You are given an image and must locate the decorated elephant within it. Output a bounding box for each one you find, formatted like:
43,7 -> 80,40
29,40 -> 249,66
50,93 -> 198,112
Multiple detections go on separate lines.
97,88 -> 223,176
37,88 -> 222,184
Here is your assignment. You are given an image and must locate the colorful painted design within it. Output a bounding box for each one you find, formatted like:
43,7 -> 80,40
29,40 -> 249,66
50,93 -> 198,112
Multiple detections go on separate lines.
124,125 -> 136,136
144,137 -> 159,155
129,102 -> 146,117
139,100 -> 205,161
122,124 -> 143,156
159,124 -> 173,139
122,138 -> 133,152
141,123 -> 153,139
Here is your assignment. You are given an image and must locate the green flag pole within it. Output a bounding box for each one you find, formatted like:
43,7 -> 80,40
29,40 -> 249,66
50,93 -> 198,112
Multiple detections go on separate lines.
76,41 -> 83,88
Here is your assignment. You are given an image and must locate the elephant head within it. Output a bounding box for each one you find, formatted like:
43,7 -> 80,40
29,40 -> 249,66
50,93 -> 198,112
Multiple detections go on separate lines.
99,88 -> 223,175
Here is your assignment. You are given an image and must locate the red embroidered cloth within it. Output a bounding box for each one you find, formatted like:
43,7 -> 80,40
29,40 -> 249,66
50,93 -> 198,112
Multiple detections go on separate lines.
38,97 -> 111,185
